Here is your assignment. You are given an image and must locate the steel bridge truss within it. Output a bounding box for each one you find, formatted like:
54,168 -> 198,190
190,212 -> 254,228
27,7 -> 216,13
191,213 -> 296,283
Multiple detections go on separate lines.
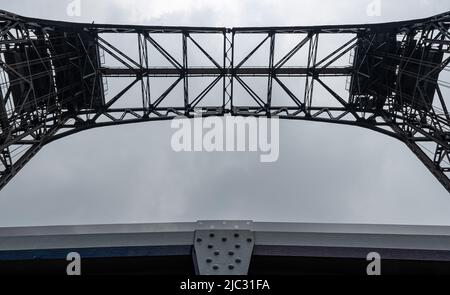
0,10 -> 449,192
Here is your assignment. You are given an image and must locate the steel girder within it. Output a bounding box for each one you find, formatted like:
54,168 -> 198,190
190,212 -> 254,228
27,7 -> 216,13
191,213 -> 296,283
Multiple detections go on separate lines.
0,10 -> 449,193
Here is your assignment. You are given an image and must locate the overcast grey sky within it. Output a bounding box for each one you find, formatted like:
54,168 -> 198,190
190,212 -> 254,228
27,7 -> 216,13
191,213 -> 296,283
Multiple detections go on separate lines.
0,0 -> 450,227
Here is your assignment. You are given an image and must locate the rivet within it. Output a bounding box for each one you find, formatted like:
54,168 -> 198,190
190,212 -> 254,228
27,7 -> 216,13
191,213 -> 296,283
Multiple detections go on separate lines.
228,251 -> 234,256
228,265 -> 235,270
206,258 -> 212,263
213,265 -> 219,270
235,258 -> 242,264
207,244 -> 213,249
235,244 -> 241,249
222,237 -> 228,242
214,250 -> 220,256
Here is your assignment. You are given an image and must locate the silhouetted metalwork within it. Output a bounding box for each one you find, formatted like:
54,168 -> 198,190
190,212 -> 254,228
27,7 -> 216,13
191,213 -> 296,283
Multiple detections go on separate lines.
0,10 -> 449,192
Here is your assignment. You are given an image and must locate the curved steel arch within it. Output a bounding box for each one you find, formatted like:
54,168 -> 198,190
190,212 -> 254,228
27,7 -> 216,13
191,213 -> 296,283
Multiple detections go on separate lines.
0,10 -> 449,193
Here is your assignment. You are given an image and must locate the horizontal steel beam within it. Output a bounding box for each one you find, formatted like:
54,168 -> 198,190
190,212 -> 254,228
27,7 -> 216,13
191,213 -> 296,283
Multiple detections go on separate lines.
2,9 -> 449,34
2,221 -> 450,262
100,67 -> 353,77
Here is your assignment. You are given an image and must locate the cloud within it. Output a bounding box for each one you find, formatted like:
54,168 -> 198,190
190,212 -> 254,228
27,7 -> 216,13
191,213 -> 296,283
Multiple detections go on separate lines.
0,0 -> 449,227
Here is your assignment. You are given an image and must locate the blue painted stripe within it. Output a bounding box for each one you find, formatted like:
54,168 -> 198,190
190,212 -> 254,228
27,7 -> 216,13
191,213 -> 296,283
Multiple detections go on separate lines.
0,245 -> 192,261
